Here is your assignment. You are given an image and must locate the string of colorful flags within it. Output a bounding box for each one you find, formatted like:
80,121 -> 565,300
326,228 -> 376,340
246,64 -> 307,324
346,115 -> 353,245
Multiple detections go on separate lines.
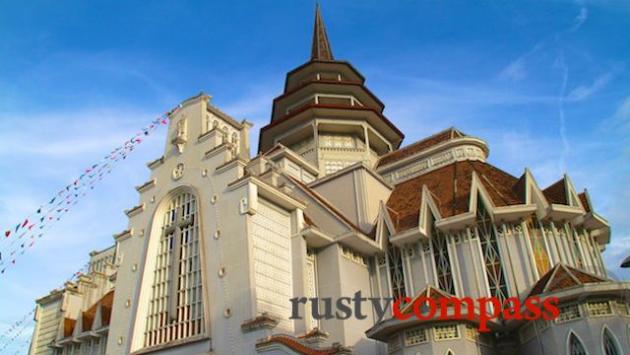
0,262 -> 90,353
0,103 -> 182,277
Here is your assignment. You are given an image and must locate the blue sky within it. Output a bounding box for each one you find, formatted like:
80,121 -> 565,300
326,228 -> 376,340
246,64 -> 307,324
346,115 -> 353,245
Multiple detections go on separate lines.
1,0 -> 629,352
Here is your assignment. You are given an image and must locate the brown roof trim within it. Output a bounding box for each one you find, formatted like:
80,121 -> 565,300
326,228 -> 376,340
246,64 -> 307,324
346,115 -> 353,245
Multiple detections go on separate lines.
271,80 -> 385,118
259,103 -> 403,147
284,60 -> 366,91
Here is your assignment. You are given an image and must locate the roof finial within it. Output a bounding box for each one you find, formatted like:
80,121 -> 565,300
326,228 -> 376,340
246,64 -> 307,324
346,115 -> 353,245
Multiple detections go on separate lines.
311,3 -> 334,61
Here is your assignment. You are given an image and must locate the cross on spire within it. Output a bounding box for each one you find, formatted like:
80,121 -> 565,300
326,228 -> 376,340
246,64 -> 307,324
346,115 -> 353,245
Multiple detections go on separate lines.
311,4 -> 334,61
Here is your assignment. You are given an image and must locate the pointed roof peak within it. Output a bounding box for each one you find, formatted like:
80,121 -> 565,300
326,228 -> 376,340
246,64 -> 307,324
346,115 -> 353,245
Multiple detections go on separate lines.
311,4 -> 334,61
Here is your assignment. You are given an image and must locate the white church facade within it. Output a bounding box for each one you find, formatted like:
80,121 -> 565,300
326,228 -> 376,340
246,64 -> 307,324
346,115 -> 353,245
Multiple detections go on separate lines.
29,7 -> 630,355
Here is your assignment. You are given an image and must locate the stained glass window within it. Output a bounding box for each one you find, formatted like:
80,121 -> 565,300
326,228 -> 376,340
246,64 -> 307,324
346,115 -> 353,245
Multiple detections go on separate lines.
526,216 -> 551,276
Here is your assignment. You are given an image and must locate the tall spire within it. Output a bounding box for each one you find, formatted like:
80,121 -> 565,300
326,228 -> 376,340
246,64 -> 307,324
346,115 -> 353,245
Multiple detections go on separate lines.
311,4 -> 334,61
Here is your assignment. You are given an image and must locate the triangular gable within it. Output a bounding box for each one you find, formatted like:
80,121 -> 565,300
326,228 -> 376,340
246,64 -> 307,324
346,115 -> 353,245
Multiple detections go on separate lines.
400,285 -> 455,314
528,263 -> 607,297
578,189 -> 592,213
522,169 -> 550,218
418,185 -> 443,236
563,175 -> 583,209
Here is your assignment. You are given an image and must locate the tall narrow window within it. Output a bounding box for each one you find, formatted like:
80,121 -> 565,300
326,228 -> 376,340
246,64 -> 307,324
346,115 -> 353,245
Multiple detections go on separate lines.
387,244 -> 406,300
603,328 -> 620,355
476,198 -> 509,303
526,216 -> 551,276
431,218 -> 455,295
305,248 -> 319,330
145,192 -> 204,347
568,333 -> 587,355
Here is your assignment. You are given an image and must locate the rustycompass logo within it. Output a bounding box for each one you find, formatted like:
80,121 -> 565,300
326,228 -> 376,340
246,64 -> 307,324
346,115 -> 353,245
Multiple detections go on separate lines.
393,295 -> 560,332
290,292 -> 560,332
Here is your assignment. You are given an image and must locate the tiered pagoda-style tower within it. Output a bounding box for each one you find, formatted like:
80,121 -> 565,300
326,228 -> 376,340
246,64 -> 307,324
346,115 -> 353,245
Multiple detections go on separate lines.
259,5 -> 404,176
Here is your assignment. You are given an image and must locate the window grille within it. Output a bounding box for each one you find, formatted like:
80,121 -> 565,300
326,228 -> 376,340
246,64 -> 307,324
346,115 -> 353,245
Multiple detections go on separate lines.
603,328 -> 620,355
387,245 -> 406,300
556,303 -> 581,323
434,324 -> 459,341
569,333 -> 587,355
465,324 -> 479,341
324,160 -> 354,175
144,192 -> 204,347
404,327 -> 427,346
587,301 -> 612,316
431,218 -> 455,295
476,198 -> 509,303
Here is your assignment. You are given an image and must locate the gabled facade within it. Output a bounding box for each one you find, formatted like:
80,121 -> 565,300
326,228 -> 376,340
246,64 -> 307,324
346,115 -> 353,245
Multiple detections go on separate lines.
29,6 -> 628,355
28,246 -> 115,355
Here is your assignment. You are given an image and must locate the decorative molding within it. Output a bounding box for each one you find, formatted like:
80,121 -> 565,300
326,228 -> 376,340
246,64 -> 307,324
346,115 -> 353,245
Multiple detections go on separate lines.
146,156 -> 164,170
203,142 -> 230,160
113,229 -> 132,242
125,204 -> 145,218
382,144 -> 486,185
135,179 -> 156,193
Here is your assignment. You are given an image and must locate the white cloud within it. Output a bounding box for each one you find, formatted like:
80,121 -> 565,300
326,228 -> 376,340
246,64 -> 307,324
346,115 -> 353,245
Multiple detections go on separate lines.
499,58 -> 527,81
567,72 -> 613,101
601,96 -> 630,133
569,6 -> 589,32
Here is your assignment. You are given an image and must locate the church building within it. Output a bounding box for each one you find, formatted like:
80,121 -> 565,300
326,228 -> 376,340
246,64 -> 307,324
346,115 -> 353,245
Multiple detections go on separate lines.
29,6 -> 629,355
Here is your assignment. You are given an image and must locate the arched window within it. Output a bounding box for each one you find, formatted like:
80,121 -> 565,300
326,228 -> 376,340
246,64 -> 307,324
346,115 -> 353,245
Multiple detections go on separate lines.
476,197 -> 508,303
445,350 -> 455,355
144,191 -> 204,347
387,244 -> 406,300
568,332 -> 587,355
603,327 -> 620,355
431,216 -> 455,295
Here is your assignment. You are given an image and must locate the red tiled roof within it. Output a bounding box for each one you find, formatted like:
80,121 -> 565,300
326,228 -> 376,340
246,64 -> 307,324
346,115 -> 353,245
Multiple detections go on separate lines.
378,128 -> 465,167
256,334 -> 349,354
543,178 -> 568,205
528,264 -> 607,297
386,160 -> 522,232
